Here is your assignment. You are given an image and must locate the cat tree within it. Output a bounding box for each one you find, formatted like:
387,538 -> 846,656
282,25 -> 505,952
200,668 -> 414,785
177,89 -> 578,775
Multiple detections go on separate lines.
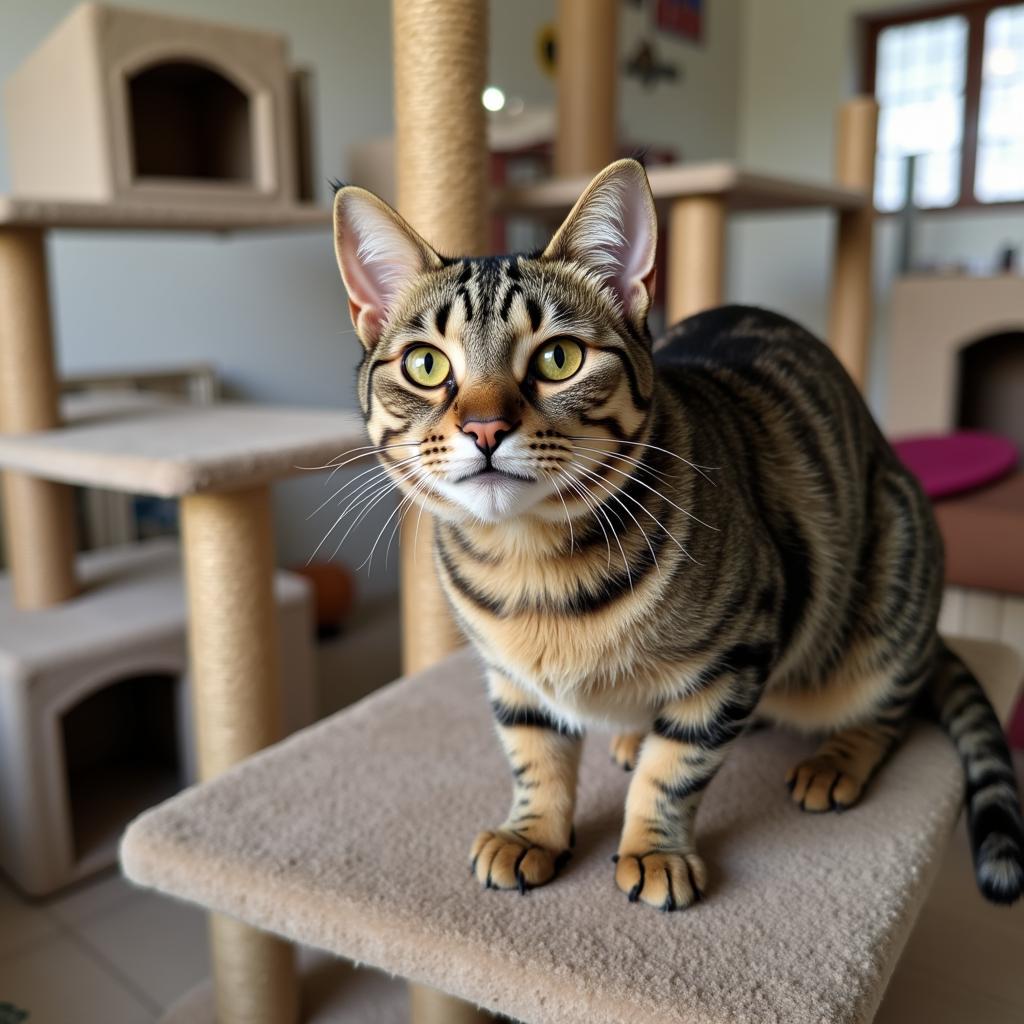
0,3 -> 366,1019
104,1 -> 1019,1023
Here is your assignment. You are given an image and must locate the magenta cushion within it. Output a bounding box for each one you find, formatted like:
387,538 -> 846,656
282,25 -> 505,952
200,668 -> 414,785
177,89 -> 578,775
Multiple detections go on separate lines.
892,431 -> 1019,500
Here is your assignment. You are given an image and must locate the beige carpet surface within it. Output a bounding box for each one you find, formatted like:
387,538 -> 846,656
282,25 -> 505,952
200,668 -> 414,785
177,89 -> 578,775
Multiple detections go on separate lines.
122,649 -> 966,1024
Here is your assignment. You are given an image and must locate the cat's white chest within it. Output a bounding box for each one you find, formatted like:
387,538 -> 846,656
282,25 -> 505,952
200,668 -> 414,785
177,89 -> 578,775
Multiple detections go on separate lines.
477,611 -> 704,732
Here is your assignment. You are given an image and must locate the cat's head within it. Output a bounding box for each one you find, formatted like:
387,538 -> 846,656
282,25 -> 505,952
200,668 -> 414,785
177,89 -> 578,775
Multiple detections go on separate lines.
332,159 -> 657,525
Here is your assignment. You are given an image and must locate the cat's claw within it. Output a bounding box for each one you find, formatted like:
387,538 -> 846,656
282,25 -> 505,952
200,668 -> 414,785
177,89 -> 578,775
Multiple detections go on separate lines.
614,850 -> 707,911
470,830 -> 569,893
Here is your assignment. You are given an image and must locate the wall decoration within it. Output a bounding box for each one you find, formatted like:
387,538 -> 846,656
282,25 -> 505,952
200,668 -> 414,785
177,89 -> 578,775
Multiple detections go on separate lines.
624,39 -> 681,88
536,22 -> 557,78
655,0 -> 703,44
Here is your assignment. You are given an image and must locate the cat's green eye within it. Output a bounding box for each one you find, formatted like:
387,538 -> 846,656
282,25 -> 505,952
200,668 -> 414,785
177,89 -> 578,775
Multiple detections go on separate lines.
533,338 -> 584,382
403,345 -> 451,388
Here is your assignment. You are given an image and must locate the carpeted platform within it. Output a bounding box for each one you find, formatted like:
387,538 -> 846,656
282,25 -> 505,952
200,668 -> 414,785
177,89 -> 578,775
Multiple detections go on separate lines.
122,648 -> 979,1024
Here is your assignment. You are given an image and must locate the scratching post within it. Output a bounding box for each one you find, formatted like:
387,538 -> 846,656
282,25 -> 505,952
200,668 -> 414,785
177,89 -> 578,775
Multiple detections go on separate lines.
828,97 -> 878,390
392,2 -> 491,1020
0,227 -> 77,608
666,196 -> 726,323
393,0 -> 487,677
554,0 -> 619,177
180,486 -> 298,1024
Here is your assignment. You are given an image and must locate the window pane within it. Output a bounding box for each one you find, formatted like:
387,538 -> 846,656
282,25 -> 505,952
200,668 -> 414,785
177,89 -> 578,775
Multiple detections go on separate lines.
976,3 -> 1024,202
873,15 -> 968,211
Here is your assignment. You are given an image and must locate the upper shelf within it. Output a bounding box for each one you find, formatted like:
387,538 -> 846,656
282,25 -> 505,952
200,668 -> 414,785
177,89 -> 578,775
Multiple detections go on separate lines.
0,401 -> 366,497
495,161 -> 868,217
0,196 -> 331,232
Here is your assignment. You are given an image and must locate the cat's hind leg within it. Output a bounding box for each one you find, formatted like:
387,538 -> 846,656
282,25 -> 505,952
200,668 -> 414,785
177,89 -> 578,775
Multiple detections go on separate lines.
786,720 -> 902,812
786,660 -> 928,812
610,731 -> 645,771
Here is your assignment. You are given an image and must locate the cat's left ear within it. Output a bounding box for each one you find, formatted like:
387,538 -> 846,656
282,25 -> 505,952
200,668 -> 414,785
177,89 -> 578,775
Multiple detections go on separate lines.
542,159 -> 657,324
333,187 -> 442,349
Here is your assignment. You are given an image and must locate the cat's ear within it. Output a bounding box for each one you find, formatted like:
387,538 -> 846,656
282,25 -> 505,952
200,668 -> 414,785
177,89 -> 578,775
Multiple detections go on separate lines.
542,159 -> 657,323
333,187 -> 442,348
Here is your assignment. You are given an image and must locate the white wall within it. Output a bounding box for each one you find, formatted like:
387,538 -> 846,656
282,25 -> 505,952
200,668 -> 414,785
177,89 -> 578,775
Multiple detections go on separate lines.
730,0 -> 1024,420
1,0 -> 743,594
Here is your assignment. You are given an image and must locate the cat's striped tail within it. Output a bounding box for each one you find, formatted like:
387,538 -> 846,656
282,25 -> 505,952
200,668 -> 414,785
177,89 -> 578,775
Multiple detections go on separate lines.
930,641 -> 1024,904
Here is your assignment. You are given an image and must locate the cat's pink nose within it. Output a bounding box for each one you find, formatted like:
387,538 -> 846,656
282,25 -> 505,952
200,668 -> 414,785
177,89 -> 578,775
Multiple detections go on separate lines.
461,418 -> 515,456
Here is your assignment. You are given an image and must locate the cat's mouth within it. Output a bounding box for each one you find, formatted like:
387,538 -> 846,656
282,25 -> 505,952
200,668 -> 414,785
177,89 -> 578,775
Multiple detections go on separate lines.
453,467 -> 536,485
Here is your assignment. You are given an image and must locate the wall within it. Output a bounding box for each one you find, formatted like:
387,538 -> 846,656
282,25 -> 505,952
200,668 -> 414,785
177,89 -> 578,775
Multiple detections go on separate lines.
0,0 -> 743,594
730,0 -> 1024,420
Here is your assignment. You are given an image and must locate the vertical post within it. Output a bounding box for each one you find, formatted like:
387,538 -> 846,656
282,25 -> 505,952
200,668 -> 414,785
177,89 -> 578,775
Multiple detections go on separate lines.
828,96 -> 879,390
666,196 -> 727,324
180,487 -> 298,1024
0,227 -> 77,609
392,3 -> 494,1020
392,0 -> 487,677
555,0 -> 619,177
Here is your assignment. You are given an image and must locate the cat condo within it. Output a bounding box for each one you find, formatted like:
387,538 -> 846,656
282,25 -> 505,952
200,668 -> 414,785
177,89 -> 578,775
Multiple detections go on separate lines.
4,2 -> 313,206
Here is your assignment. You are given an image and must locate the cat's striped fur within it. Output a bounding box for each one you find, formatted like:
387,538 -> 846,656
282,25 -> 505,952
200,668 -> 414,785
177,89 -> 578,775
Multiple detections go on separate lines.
332,160 -> 1023,909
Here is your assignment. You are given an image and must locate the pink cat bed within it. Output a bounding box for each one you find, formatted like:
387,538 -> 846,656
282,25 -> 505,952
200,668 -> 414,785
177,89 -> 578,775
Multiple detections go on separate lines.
892,431 -> 1018,500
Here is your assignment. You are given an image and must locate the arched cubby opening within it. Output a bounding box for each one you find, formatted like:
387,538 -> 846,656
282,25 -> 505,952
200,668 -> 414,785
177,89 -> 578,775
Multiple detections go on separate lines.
61,672 -> 183,865
127,60 -> 253,183
957,330 -> 1024,450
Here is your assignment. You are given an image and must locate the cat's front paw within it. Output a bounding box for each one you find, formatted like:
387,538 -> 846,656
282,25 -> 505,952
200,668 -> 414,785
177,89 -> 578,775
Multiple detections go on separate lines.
470,830 -> 570,893
614,850 -> 707,911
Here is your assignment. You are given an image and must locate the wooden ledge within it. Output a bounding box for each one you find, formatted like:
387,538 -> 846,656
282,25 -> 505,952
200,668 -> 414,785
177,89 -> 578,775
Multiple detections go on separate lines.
495,161 -> 868,217
0,196 -> 330,233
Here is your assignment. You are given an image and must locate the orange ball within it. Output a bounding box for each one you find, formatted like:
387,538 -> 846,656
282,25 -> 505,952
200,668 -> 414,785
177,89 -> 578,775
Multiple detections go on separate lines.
290,562 -> 355,632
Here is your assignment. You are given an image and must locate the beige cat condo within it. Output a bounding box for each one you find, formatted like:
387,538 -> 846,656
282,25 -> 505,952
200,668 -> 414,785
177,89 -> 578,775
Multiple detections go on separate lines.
0,2 -> 1014,1023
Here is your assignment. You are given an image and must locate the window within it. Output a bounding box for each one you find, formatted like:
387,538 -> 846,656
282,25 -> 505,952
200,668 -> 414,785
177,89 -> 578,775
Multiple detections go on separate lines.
864,1 -> 1024,211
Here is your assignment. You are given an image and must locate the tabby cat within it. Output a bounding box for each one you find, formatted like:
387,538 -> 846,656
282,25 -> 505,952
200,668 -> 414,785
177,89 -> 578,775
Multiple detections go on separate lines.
331,159 -> 1023,910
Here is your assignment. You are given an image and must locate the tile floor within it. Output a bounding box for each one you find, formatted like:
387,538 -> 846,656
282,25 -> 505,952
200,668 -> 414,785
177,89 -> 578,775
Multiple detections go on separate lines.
0,868 -> 207,1023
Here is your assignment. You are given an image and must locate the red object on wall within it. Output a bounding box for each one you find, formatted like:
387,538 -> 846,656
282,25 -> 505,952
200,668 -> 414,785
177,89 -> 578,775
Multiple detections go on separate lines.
655,0 -> 703,43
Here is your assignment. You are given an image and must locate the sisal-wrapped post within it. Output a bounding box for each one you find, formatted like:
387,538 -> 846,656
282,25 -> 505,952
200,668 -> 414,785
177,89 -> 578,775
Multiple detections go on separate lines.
666,196 -> 727,323
0,227 -> 77,609
393,3 -> 494,1020
555,0 -> 619,177
180,487 -> 298,1024
828,97 -> 879,391
393,0 -> 487,676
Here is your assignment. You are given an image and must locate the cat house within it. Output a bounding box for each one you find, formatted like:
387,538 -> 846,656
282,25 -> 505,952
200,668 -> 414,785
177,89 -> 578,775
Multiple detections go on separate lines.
3,3 -> 312,207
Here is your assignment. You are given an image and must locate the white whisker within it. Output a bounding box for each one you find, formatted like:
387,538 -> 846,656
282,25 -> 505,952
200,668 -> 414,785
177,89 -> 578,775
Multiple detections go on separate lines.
554,469 -> 613,569
572,452 -> 718,533
568,464 -> 659,576
570,460 -> 697,565
296,440 -> 421,474
568,434 -> 718,486
307,454 -> 420,519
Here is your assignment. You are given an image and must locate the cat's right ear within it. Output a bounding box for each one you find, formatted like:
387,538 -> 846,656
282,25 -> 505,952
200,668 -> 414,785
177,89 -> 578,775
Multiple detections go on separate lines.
333,187 -> 441,349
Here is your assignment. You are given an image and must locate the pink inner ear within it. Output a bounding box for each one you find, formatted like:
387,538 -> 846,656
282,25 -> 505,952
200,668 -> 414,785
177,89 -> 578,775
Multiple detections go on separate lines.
335,195 -> 427,344
339,222 -> 388,340
552,166 -> 657,319
614,183 -> 656,317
